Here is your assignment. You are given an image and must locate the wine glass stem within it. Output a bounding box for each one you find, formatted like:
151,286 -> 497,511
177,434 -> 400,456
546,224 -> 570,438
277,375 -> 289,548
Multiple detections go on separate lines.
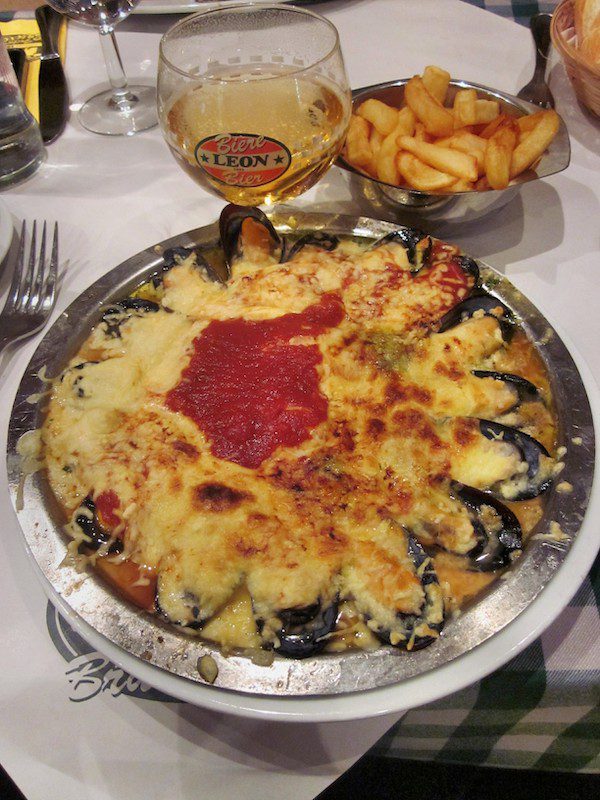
98,29 -> 138,111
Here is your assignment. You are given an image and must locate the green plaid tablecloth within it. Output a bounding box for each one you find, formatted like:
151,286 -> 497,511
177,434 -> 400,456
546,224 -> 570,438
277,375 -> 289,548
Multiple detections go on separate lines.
369,0 -> 600,776
370,559 -> 600,772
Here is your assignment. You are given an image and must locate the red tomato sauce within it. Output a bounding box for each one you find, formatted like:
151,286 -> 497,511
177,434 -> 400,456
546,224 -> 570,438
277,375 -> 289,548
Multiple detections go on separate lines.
95,490 -> 121,529
413,256 -> 474,309
166,293 -> 344,468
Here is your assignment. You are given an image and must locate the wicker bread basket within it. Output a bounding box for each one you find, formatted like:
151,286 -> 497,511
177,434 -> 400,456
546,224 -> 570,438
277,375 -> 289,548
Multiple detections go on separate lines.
551,0 -> 600,117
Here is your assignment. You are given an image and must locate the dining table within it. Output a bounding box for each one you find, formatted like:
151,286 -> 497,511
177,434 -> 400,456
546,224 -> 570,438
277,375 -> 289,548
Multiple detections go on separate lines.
0,0 -> 599,798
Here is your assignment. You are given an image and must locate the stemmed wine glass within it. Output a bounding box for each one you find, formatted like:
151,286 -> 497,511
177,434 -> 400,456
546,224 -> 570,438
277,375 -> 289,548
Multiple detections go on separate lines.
158,4 -> 351,206
47,0 -> 157,136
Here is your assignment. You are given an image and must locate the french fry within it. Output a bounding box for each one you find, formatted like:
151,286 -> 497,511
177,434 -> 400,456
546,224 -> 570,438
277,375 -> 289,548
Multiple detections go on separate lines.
515,110 -> 547,133
448,178 -> 475,192
397,136 -> 478,182
376,129 -> 400,184
356,98 -> 399,135
369,128 -> 384,156
404,76 -> 454,137
342,65 -> 561,194
422,65 -> 450,104
437,132 -> 488,175
376,149 -> 400,184
510,110 -> 560,178
397,152 -> 457,192
345,115 -> 373,168
375,109 -> 416,184
479,113 -> 510,139
396,106 -> 417,137
485,126 -> 517,189
450,131 -> 488,155
414,122 -> 431,142
473,99 -> 500,124
366,128 -> 384,176
453,89 -> 477,127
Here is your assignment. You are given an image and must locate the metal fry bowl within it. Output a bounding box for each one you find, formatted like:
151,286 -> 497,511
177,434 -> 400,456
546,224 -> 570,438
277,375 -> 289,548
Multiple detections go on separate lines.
336,79 -> 571,225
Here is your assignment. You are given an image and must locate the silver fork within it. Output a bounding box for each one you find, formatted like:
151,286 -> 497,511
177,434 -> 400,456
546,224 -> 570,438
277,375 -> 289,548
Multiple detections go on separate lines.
517,13 -> 555,109
0,221 -> 59,357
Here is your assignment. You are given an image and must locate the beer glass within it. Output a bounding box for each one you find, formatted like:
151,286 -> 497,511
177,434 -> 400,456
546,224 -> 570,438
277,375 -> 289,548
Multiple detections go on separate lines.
157,4 -> 351,206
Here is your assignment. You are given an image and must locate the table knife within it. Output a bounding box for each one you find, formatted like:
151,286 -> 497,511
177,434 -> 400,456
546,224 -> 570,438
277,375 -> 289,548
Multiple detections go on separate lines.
8,48 -> 26,90
35,5 -> 69,144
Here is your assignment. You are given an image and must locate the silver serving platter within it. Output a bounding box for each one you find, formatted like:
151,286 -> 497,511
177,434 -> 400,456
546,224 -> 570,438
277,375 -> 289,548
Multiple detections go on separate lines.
337,79 -> 571,224
6,211 -> 595,698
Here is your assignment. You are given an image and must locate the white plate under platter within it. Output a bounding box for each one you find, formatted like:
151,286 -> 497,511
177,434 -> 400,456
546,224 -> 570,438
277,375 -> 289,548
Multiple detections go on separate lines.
7,211 -> 600,722
133,0 -> 326,15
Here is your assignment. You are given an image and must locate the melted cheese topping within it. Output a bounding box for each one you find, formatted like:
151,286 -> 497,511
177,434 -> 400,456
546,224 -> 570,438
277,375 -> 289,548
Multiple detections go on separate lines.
42,233 -> 556,654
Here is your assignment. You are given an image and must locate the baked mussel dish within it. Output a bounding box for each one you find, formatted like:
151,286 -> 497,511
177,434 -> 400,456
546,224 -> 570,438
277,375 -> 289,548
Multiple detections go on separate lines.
42,205 -> 560,661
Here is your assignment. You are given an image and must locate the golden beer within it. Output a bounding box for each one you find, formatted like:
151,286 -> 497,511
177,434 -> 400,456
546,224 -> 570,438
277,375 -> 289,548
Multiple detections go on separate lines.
162,68 -> 351,206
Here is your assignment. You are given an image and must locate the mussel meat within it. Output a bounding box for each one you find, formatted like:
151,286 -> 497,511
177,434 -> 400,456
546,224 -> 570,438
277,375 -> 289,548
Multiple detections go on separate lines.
438,291 -> 514,340
371,228 -> 433,273
479,419 -> 554,501
219,204 -> 283,274
452,482 -> 522,571
472,371 -> 540,406
375,534 -> 445,651
348,528 -> 445,652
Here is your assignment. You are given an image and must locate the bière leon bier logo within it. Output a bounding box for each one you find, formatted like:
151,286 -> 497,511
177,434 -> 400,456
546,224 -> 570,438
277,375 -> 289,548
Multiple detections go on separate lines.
195,133 -> 291,187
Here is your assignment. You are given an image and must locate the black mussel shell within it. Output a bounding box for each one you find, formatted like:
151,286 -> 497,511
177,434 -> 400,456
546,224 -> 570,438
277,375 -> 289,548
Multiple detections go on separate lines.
438,291 -> 514,339
101,297 -> 159,322
162,246 -> 196,269
479,419 -> 553,500
101,296 -> 160,339
284,232 -> 339,262
219,204 -> 283,274
452,482 -> 522,571
376,534 -> 444,651
117,297 -> 160,313
457,255 -> 480,286
60,360 -> 99,383
73,497 -> 123,555
161,245 -> 226,285
472,371 -> 540,404
155,586 -> 204,630
275,599 -> 339,659
371,228 -> 433,273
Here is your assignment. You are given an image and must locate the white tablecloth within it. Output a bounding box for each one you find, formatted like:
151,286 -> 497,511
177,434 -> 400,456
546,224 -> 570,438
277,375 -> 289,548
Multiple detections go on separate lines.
1,1 -> 599,798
